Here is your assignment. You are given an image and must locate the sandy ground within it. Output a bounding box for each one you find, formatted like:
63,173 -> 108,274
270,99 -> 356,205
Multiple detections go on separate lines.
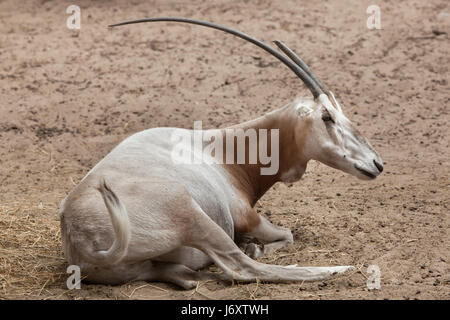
0,0 -> 448,300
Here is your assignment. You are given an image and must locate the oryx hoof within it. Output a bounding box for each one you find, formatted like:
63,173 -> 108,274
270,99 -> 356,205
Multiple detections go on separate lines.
241,243 -> 263,259
329,265 -> 355,275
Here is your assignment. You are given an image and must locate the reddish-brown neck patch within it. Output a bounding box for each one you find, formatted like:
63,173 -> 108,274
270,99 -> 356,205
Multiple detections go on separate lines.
221,106 -> 310,206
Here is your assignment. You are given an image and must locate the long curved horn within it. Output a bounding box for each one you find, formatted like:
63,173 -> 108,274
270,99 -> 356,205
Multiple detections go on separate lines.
273,40 -> 328,95
109,17 -> 324,98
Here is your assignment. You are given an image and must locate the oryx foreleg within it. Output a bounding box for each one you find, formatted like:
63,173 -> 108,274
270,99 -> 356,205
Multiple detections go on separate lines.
189,203 -> 353,283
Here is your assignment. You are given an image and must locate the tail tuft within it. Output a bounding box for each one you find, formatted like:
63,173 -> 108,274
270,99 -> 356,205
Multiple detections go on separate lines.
87,179 -> 131,265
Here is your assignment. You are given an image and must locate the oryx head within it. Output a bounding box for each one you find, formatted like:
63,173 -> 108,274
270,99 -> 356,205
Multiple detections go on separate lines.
109,17 -> 383,179
294,93 -> 384,180
269,41 -> 383,180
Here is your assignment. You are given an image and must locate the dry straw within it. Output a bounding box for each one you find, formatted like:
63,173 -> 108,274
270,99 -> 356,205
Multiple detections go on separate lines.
0,200 -> 66,299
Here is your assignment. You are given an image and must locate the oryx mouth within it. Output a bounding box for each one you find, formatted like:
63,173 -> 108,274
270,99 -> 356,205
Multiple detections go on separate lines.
354,164 -> 377,179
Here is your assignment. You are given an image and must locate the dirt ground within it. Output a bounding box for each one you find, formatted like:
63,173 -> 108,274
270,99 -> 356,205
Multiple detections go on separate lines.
0,0 -> 448,300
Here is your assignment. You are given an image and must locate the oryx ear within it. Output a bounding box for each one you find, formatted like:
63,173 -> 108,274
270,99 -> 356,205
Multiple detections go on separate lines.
296,104 -> 313,117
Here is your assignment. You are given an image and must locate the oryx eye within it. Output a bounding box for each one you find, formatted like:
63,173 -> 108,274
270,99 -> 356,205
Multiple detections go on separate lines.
322,113 -> 335,123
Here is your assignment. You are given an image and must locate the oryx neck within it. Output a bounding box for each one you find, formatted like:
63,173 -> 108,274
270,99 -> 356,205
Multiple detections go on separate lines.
222,103 -> 309,206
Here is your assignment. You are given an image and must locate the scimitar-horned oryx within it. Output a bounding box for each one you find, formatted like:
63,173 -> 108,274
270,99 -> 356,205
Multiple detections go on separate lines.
59,18 -> 384,289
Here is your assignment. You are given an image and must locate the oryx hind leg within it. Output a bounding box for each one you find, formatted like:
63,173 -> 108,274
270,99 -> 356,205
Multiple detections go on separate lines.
81,259 -> 225,289
237,214 -> 294,259
148,261 -> 227,289
188,202 -> 354,283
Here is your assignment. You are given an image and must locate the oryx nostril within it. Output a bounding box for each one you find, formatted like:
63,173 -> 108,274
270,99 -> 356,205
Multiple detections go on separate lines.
373,160 -> 383,173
